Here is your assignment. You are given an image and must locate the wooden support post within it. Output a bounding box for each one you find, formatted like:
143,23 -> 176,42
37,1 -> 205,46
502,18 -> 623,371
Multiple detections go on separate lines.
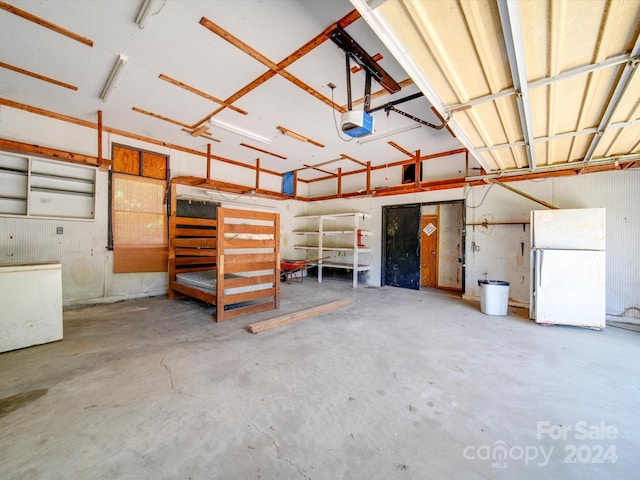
337,167 -> 342,197
414,149 -> 421,189
97,110 -> 102,165
255,158 -> 260,191
206,143 -> 211,180
366,160 -> 371,194
293,170 -> 298,199
246,298 -> 352,333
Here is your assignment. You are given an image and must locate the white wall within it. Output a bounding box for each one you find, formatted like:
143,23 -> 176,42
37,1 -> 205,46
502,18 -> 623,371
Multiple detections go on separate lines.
0,109 -> 288,306
462,170 -> 640,323
2,108 -> 638,323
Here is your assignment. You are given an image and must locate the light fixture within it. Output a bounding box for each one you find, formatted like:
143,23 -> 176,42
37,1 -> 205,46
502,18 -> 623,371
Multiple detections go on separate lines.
357,124 -> 421,144
209,118 -> 271,144
135,0 -> 154,29
100,54 -> 127,102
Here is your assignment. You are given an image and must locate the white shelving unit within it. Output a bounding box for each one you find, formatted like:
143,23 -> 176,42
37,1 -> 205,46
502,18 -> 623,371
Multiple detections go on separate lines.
294,212 -> 371,288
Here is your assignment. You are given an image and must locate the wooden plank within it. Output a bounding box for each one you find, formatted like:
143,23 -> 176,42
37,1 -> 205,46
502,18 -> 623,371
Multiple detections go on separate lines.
240,143 -> 287,160
224,274 -> 274,289
222,207 -> 277,221
247,299 -> 352,333
158,73 -> 248,115
173,247 -> 216,257
220,300 -> 276,322
175,217 -> 217,227
169,281 -> 215,304
113,246 -> 168,273
223,238 -> 275,249
224,223 -> 274,235
131,106 -> 191,129
0,138 -> 99,166
174,265 -> 217,274
172,238 -> 217,248
112,145 -> 140,175
0,1 -> 94,46
225,261 -> 276,274
175,227 -> 217,237
224,252 -> 275,264
223,287 -> 276,306
0,61 -> 78,90
142,151 -> 168,180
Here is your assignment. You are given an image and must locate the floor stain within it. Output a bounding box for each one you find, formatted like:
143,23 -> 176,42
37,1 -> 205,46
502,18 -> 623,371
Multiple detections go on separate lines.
0,388 -> 48,419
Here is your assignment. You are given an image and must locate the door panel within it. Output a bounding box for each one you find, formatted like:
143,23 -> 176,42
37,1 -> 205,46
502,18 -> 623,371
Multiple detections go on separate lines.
421,215 -> 438,287
383,204 -> 420,290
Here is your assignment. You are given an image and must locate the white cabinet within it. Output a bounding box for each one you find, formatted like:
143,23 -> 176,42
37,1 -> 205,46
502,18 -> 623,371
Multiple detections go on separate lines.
294,212 -> 371,288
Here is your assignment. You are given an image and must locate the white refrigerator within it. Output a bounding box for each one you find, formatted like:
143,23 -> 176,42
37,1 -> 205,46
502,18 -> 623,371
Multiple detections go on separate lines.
529,208 -> 606,329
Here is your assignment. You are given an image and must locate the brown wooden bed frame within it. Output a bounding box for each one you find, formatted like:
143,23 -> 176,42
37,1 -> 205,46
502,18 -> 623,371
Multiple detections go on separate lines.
168,183 -> 280,322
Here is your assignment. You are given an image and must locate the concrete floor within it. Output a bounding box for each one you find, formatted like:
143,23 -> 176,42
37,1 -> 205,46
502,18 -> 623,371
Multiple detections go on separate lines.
1,280 -> 638,480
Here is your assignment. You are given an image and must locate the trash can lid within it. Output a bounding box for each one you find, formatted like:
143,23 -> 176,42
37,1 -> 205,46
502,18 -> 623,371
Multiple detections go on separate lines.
478,280 -> 509,286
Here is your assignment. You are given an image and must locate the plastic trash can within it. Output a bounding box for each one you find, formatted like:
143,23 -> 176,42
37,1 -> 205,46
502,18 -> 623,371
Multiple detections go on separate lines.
478,280 -> 510,315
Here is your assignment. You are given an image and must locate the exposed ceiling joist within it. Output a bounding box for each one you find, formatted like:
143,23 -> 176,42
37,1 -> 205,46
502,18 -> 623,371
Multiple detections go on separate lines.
583,33 -> 640,163
0,0 -> 93,46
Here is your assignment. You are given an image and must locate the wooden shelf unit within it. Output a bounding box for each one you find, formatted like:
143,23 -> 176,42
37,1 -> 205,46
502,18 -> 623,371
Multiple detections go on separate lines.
294,212 -> 371,288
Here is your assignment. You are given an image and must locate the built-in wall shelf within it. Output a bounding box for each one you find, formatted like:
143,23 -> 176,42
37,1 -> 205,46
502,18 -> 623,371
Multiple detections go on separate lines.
294,212 -> 371,288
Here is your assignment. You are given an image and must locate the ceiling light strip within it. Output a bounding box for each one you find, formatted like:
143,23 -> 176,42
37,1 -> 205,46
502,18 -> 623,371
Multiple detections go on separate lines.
498,0 -> 536,171
209,118 -> 271,144
0,1 -> 93,46
135,0 -> 154,29
583,34 -> 640,164
100,54 -> 127,101
0,61 -> 77,90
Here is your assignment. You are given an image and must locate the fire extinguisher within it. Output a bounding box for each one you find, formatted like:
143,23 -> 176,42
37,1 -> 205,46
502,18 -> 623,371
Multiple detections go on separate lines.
357,229 -> 364,247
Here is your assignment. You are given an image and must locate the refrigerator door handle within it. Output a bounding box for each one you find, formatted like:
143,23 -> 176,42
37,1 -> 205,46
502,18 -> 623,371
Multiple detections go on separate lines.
537,249 -> 544,287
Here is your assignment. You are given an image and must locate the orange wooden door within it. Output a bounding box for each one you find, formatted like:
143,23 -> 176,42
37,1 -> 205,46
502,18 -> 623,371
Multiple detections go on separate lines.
421,215 -> 438,287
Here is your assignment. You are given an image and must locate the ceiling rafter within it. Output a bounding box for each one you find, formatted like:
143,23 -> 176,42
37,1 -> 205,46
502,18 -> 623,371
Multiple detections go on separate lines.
199,17 -> 342,114
132,106 -> 191,129
277,126 -> 324,147
0,1 -> 93,46
158,74 -> 247,115
192,10 -> 361,129
444,54 -> 630,114
0,61 -> 77,91
239,143 -> 287,160
583,32 -> 640,164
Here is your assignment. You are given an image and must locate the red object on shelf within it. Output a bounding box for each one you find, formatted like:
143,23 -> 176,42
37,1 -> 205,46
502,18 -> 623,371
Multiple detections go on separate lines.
357,229 -> 365,247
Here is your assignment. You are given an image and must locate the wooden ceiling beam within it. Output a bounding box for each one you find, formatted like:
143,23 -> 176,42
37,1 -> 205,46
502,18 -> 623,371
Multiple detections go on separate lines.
194,10 -> 360,128
277,126 -> 325,148
199,17 -> 342,113
388,141 -> 415,158
339,153 -> 367,166
0,61 -> 77,90
158,74 -> 247,115
0,1 -> 93,46
239,143 -> 287,160
132,107 -> 191,129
